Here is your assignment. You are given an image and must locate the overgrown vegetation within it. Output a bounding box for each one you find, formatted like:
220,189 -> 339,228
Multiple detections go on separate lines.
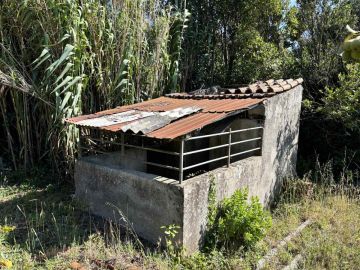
0,0 -> 360,268
0,0 -> 359,177
0,0 -> 188,173
216,190 -> 272,249
205,188 -> 272,251
321,63 -> 360,132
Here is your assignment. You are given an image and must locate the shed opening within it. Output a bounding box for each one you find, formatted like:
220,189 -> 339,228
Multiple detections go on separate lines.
79,106 -> 264,183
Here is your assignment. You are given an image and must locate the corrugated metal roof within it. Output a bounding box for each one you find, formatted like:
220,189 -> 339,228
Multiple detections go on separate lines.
76,110 -> 154,127
65,78 -> 303,139
147,113 -> 227,139
66,98 -> 262,138
67,97 -> 264,124
120,107 -> 201,134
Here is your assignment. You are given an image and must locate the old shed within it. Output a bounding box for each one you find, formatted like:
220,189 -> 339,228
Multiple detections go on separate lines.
66,78 -> 303,252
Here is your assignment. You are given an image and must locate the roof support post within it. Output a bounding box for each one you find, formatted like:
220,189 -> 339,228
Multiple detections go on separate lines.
78,127 -> 82,158
227,128 -> 232,167
179,139 -> 184,184
121,133 -> 125,155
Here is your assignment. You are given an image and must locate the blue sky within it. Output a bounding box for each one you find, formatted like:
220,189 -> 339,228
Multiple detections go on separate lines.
290,0 -> 297,6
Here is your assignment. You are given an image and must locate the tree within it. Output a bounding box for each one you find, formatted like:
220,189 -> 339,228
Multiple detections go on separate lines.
321,63 -> 360,132
293,0 -> 358,98
178,0 -> 292,89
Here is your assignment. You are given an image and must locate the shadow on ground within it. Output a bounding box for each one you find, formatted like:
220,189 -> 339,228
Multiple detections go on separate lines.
0,182 -> 147,260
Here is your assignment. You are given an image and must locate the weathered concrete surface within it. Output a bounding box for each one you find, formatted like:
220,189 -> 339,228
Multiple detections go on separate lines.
85,149 -> 147,172
182,156 -> 262,252
75,155 -> 261,252
259,85 -> 303,204
75,159 -> 183,245
181,86 -> 303,251
74,86 -> 303,253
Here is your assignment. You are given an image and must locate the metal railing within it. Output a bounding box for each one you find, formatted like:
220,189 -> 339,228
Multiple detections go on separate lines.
179,126 -> 263,183
80,126 -> 263,184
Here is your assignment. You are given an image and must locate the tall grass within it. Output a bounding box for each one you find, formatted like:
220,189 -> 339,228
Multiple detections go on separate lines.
278,158 -> 360,204
0,0 -> 189,175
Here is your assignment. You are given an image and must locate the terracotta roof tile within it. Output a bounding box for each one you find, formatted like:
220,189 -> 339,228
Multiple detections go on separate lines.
166,77 -> 303,99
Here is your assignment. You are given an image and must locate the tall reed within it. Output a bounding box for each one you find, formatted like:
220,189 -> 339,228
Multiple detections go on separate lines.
0,0 -> 189,175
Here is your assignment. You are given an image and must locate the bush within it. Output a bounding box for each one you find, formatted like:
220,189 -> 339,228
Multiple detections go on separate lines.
206,188 -> 272,250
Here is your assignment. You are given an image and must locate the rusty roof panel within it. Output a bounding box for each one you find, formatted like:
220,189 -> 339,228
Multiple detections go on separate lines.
148,113 -> 227,139
65,97 -> 264,138
127,98 -> 263,113
199,98 -> 263,113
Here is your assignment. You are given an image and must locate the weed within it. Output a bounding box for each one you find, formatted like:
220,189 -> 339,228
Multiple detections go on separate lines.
160,224 -> 182,264
205,188 -> 272,252
217,189 -> 272,250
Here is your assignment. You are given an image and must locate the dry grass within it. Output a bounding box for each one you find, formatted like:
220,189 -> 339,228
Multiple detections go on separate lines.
1,168 -> 360,269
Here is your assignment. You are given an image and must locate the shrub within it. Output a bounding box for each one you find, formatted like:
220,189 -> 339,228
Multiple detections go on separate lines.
208,188 -> 272,250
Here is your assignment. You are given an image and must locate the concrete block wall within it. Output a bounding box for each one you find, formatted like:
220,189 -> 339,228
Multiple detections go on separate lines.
74,85 -> 303,253
75,161 -> 184,245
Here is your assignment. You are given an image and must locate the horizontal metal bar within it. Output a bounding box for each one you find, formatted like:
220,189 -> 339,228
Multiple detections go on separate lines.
185,131 -> 231,141
230,126 -> 263,135
230,137 -> 262,146
82,136 -> 179,156
185,126 -> 263,141
184,136 -> 262,156
183,155 -> 228,171
184,143 -> 229,156
145,161 -> 179,171
230,147 -> 261,158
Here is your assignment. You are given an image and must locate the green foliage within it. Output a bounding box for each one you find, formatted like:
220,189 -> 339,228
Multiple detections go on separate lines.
206,188 -> 272,251
321,63 -> 360,132
291,0 -> 360,175
178,250 -> 230,270
207,175 -> 217,228
294,0 -> 358,94
232,29 -> 296,82
0,0 -> 188,174
161,224 -> 180,247
217,189 -> 272,249
179,0 -> 290,88
160,224 -> 182,264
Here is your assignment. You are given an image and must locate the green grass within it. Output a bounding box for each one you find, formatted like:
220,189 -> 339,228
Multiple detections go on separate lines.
1,171 -> 360,269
